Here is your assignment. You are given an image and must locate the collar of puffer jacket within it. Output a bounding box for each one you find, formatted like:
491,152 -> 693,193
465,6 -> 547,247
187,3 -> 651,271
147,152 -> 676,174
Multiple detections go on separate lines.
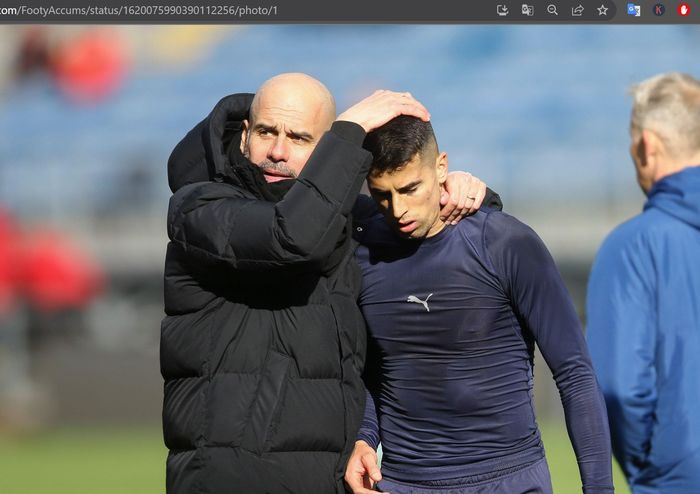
167,93 -> 254,193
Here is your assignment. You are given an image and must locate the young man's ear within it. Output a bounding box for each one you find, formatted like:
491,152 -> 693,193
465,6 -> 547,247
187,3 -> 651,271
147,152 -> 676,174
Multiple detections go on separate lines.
239,119 -> 250,154
436,152 -> 449,184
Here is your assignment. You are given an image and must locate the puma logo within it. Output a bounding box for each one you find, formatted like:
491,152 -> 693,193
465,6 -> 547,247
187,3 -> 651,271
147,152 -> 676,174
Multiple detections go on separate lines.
406,293 -> 433,312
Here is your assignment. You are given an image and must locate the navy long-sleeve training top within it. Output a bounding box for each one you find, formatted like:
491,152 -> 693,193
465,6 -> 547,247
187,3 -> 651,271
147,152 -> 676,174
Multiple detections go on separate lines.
353,205 -> 613,493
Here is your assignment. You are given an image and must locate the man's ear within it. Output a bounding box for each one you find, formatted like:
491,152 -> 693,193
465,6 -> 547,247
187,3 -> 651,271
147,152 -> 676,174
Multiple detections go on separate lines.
239,119 -> 250,154
436,152 -> 449,184
631,133 -> 647,168
640,129 -> 664,168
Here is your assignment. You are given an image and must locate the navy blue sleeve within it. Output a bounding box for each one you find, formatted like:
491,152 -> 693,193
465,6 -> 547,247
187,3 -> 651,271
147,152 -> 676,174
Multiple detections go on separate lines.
357,334 -> 382,450
485,212 -> 614,493
357,388 -> 380,450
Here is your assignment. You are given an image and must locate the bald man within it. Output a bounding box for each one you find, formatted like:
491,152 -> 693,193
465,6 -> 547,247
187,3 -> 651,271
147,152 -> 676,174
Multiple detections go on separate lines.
161,74 -> 487,493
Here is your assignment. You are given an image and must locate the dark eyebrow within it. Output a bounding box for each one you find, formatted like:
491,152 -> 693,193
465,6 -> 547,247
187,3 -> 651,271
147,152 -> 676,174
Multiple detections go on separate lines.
252,122 -> 278,133
288,130 -> 314,141
397,180 -> 421,193
251,122 -> 313,141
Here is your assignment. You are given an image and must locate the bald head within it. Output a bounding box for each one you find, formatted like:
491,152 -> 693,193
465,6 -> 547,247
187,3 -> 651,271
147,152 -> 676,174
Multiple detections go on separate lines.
250,73 -> 336,130
240,73 -> 337,183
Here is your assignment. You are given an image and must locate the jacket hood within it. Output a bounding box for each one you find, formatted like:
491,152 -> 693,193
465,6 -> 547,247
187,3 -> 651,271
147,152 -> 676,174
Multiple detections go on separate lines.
168,93 -> 254,193
645,165 -> 700,230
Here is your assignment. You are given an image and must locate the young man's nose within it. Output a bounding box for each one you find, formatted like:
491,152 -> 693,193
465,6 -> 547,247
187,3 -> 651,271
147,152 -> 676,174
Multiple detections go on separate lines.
390,197 -> 407,220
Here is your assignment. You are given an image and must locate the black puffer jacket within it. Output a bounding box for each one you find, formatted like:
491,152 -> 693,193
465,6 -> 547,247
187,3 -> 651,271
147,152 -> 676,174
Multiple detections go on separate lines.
161,93 -> 372,493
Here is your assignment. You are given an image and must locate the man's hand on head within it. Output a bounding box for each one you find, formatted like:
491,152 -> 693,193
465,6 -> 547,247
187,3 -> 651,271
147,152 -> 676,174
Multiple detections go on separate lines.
344,440 -> 383,494
337,90 -> 430,133
440,172 -> 487,224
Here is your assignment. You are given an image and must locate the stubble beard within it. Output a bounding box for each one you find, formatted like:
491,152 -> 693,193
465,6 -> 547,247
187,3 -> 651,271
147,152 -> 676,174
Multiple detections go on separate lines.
243,139 -> 297,179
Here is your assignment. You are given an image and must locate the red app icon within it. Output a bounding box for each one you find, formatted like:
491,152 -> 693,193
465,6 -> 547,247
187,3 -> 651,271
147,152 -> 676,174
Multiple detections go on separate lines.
678,3 -> 690,15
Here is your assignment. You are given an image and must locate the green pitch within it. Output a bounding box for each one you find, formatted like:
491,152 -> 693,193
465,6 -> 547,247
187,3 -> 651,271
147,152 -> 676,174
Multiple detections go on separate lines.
0,422 -> 629,493
0,427 -> 165,494
540,422 -> 630,493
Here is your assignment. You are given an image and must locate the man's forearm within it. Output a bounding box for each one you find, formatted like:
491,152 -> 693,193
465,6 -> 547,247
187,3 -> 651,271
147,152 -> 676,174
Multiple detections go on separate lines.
356,388 -> 380,450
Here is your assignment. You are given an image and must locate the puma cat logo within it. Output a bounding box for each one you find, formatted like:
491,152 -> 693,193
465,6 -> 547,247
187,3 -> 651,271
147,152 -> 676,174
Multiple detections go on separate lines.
406,293 -> 433,312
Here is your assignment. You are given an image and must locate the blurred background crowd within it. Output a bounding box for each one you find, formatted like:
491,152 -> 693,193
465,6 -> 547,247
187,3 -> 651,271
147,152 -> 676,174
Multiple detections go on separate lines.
0,24 -> 698,493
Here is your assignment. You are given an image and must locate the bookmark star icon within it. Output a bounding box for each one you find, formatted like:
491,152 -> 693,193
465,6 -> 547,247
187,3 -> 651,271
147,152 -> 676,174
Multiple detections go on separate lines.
597,4 -> 609,15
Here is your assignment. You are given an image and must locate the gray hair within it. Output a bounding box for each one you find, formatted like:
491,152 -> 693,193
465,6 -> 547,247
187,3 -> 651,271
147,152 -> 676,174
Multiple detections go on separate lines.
629,72 -> 700,157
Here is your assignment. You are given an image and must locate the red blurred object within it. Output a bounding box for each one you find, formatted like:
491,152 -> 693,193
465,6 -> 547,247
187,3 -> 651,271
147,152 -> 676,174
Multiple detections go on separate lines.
0,208 -> 104,313
20,230 -> 104,312
0,211 -> 21,314
50,29 -> 128,103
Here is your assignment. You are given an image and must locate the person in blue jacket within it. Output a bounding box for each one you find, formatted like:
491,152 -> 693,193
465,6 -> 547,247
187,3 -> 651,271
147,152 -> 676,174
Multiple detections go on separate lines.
587,72 -> 700,493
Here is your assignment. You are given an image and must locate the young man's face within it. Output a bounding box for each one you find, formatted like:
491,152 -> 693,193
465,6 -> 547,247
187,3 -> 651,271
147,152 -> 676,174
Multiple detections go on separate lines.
367,151 -> 448,239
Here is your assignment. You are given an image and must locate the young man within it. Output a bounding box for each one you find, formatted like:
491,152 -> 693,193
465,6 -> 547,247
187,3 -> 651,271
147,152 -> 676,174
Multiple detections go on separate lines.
162,74 -> 485,493
346,116 -> 614,493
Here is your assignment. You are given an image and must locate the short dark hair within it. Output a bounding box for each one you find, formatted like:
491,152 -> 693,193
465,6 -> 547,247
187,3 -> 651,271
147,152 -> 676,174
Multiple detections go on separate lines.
363,116 -> 438,175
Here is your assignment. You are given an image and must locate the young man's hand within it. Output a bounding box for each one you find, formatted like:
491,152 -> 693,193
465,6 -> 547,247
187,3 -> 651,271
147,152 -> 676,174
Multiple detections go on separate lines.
441,171 -> 487,224
344,440 -> 384,494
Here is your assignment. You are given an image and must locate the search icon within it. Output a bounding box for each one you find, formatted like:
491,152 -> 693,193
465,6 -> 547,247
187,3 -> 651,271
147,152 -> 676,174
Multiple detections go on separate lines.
547,4 -> 558,14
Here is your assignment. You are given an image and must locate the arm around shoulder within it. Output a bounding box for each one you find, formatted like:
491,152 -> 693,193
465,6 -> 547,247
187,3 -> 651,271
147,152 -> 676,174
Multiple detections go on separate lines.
168,125 -> 372,273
